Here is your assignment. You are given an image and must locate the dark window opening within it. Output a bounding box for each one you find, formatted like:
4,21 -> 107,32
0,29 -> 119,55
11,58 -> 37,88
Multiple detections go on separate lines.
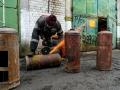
0,51 -> 8,67
98,17 -> 107,32
0,71 -> 8,82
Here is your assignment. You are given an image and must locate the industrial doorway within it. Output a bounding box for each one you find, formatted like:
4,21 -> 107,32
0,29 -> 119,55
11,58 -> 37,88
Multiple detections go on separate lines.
72,0 -> 117,51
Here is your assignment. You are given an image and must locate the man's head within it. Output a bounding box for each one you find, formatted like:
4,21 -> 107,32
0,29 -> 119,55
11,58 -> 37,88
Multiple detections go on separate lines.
46,14 -> 57,26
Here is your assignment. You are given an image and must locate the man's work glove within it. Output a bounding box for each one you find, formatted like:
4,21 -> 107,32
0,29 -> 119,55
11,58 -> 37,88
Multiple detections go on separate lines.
51,35 -> 58,40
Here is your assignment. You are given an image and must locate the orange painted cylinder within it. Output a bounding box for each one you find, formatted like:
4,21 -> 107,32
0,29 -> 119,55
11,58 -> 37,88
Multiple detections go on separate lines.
26,54 -> 61,70
0,28 -> 20,89
96,31 -> 112,70
64,30 -> 80,73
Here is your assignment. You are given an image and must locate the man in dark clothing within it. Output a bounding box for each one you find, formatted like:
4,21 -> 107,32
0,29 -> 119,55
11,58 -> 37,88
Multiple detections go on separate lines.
30,14 -> 63,55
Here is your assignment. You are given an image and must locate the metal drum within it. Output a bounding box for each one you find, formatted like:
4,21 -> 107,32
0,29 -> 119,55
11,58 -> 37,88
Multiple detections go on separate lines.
96,31 -> 112,70
26,54 -> 61,70
64,30 -> 80,73
0,28 -> 20,89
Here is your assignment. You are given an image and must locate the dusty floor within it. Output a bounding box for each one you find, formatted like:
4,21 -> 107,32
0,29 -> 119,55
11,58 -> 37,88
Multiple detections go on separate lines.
13,49 -> 120,90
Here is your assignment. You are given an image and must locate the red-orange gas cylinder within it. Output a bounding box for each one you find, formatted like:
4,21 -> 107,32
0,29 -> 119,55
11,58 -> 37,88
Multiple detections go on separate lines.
64,30 -> 80,73
26,54 -> 61,70
96,31 -> 112,70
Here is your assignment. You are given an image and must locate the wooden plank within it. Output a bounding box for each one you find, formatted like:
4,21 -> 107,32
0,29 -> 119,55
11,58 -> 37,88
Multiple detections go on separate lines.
0,67 -> 8,71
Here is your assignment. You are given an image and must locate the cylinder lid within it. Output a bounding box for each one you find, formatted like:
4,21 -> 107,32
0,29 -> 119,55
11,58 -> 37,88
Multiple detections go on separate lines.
0,28 -> 17,34
98,31 -> 112,34
65,30 -> 80,35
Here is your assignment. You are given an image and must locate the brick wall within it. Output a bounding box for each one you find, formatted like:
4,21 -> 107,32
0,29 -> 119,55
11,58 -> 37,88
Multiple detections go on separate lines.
49,0 -> 65,31
20,0 -> 65,43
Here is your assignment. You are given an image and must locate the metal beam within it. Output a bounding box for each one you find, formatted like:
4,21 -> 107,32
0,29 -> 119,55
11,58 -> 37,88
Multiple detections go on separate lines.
2,0 -> 5,26
0,0 -> 5,26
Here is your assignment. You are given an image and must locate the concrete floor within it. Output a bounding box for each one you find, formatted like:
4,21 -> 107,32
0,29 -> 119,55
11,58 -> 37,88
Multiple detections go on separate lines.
13,49 -> 120,90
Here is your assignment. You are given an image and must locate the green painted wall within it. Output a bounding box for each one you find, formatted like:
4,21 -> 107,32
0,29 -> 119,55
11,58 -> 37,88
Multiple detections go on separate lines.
0,0 -> 19,32
72,0 -> 117,51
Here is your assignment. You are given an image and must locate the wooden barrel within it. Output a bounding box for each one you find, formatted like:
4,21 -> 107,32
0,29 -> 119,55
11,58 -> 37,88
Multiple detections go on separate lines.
0,28 -> 20,90
26,54 -> 61,70
64,30 -> 80,73
96,31 -> 112,70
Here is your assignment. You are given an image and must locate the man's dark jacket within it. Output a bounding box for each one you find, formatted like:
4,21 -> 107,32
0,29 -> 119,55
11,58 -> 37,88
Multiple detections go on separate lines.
30,15 -> 63,52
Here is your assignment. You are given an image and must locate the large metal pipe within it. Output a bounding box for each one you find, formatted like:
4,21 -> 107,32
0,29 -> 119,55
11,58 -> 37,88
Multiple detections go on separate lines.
96,31 -> 112,70
26,54 -> 62,70
64,30 -> 80,73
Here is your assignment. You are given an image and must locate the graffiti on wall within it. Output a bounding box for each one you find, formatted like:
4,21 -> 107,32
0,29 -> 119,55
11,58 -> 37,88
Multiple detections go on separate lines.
73,15 -> 97,46
81,34 -> 96,45
73,15 -> 86,28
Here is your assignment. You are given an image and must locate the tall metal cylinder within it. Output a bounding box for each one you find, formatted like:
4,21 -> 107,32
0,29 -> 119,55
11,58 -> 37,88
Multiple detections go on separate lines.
0,28 -> 20,89
26,54 -> 61,70
64,30 -> 80,73
96,31 -> 112,70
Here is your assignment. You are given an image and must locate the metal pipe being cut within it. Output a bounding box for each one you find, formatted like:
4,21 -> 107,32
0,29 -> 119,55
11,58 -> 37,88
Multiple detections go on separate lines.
26,53 -> 62,70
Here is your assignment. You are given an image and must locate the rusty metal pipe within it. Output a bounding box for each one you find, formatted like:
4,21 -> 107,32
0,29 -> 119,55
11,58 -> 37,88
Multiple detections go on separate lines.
26,54 -> 61,70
